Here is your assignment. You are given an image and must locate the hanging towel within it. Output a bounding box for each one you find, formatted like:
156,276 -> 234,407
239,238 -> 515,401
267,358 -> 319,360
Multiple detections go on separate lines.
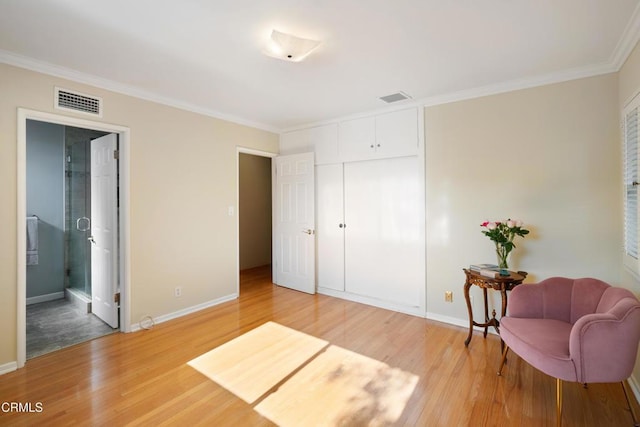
26,216 -> 38,266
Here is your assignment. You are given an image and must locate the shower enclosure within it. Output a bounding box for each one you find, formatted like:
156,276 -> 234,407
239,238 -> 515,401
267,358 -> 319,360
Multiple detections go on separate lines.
64,127 -> 107,299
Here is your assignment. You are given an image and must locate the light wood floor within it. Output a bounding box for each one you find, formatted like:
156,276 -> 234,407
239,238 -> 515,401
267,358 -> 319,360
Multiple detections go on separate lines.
1,265 -> 638,426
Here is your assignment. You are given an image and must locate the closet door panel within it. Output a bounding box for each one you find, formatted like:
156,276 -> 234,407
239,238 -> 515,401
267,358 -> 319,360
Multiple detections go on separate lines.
338,116 -> 375,162
316,164 -> 345,291
344,157 -> 422,307
375,108 -> 419,159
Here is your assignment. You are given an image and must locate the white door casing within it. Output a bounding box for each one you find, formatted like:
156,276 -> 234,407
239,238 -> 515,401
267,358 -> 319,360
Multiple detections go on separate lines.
274,152 -> 316,294
90,134 -> 119,328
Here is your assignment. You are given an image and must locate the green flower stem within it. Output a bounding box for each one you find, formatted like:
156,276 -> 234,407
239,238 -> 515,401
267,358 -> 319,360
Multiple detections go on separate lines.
495,243 -> 510,269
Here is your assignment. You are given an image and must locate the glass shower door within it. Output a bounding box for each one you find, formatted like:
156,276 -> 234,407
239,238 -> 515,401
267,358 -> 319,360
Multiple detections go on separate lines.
66,140 -> 92,296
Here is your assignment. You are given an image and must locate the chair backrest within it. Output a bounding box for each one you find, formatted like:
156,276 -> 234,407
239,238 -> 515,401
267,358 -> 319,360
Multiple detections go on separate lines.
534,277 -> 610,324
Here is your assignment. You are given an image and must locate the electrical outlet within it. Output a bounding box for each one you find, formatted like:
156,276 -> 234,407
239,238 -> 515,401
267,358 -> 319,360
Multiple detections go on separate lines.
174,287 -> 182,297
445,291 -> 453,302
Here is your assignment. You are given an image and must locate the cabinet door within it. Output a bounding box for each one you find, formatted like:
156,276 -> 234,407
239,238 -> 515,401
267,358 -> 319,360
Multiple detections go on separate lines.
374,108 -> 419,159
316,164 -> 345,291
344,157 -> 422,307
280,128 -> 312,154
338,116 -> 375,162
310,124 -> 339,165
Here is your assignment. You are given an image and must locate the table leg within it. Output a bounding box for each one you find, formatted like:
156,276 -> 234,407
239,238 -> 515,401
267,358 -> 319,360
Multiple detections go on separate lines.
483,287 -> 489,338
501,288 -> 508,317
499,288 -> 508,353
464,280 -> 473,346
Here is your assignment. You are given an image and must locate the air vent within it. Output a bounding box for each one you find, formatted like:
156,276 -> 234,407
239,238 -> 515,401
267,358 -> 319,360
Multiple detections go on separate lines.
379,91 -> 412,104
54,87 -> 103,117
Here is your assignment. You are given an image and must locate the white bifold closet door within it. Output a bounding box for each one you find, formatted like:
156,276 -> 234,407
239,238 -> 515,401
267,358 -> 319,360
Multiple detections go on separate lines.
343,157 -> 422,307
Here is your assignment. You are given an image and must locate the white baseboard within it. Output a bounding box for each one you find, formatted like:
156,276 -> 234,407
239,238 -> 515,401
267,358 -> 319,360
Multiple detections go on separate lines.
628,374 -> 640,405
0,361 -> 18,376
26,291 -> 64,305
129,293 -> 238,333
426,311 -> 499,336
316,287 -> 425,317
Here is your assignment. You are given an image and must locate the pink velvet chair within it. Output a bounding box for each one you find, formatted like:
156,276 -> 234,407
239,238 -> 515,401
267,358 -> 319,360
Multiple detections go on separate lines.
497,277 -> 640,426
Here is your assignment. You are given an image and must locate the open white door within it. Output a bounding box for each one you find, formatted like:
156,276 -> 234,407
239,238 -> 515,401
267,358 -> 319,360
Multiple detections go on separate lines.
90,134 -> 119,328
274,152 -> 316,294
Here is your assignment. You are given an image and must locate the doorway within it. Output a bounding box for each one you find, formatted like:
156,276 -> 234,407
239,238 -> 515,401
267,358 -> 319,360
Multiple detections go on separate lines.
17,108 -> 131,368
25,121 -> 117,359
237,148 -> 276,293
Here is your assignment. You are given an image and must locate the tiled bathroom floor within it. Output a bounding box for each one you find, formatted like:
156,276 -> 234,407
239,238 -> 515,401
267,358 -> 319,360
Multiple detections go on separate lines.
26,298 -> 117,359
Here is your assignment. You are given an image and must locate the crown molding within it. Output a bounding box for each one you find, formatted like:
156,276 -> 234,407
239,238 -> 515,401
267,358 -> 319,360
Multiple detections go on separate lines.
610,2 -> 640,70
280,100 -> 424,133
418,61 -> 617,109
0,49 -> 279,134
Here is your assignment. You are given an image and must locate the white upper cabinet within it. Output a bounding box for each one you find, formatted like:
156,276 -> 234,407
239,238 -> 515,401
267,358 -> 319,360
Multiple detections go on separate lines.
337,107 -> 418,162
311,124 -> 339,164
279,107 -> 420,165
279,124 -> 339,165
374,108 -> 419,159
338,116 -> 376,162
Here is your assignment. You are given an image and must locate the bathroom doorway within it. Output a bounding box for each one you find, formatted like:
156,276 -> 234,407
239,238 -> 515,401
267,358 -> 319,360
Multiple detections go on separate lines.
17,108 -> 131,368
25,120 -> 118,359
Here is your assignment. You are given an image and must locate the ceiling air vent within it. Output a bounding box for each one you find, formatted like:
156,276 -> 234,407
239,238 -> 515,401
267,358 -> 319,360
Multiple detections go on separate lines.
379,91 -> 412,104
54,87 -> 103,117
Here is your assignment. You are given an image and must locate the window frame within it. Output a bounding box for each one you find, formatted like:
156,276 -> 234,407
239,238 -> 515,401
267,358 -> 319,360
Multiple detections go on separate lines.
623,93 -> 640,276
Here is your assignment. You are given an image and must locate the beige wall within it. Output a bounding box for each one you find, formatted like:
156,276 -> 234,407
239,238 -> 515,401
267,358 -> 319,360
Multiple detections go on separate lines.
239,153 -> 272,270
619,41 -> 640,387
424,73 -> 621,322
0,63 -> 278,367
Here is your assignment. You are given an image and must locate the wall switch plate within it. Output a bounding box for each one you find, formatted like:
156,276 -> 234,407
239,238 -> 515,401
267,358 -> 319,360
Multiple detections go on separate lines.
174,287 -> 182,297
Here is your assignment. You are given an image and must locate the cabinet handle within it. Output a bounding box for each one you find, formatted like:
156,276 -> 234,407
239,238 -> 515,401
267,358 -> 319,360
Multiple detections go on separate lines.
377,143 -> 381,147
370,144 -> 374,148
339,223 -> 346,228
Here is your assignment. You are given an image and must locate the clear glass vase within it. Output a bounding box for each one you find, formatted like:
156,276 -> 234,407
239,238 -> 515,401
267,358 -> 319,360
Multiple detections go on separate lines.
496,247 -> 510,276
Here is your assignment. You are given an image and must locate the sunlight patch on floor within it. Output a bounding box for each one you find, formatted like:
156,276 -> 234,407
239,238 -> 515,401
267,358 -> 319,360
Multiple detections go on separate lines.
188,321 -> 419,426
187,321 -> 328,403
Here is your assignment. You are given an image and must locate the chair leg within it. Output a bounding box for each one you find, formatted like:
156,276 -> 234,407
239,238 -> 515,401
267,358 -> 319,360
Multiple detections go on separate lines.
497,346 -> 509,376
557,378 -> 563,427
621,380 -> 640,427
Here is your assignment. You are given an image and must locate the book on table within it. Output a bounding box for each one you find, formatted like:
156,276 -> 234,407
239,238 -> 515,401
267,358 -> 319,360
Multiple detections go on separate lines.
469,263 -> 499,272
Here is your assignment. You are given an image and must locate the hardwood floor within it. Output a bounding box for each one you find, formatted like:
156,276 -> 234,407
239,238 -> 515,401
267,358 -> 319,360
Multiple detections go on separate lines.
1,265 -> 638,426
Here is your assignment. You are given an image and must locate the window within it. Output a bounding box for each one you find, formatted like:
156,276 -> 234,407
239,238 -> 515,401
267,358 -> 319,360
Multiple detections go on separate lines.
624,95 -> 640,272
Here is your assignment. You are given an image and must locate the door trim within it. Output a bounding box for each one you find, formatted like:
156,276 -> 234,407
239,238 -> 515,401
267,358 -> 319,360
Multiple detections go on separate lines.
236,146 -> 278,295
17,108 -> 131,368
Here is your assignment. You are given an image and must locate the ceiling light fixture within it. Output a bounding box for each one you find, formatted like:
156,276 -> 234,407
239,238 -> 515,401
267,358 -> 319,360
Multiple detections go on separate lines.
264,30 -> 321,62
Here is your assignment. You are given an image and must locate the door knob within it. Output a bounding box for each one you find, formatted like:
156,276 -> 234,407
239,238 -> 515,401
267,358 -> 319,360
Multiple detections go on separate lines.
88,236 -> 96,245
302,229 -> 315,235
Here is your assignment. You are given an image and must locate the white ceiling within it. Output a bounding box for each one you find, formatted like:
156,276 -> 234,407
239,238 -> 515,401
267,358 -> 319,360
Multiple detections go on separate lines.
1,0 -> 639,132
